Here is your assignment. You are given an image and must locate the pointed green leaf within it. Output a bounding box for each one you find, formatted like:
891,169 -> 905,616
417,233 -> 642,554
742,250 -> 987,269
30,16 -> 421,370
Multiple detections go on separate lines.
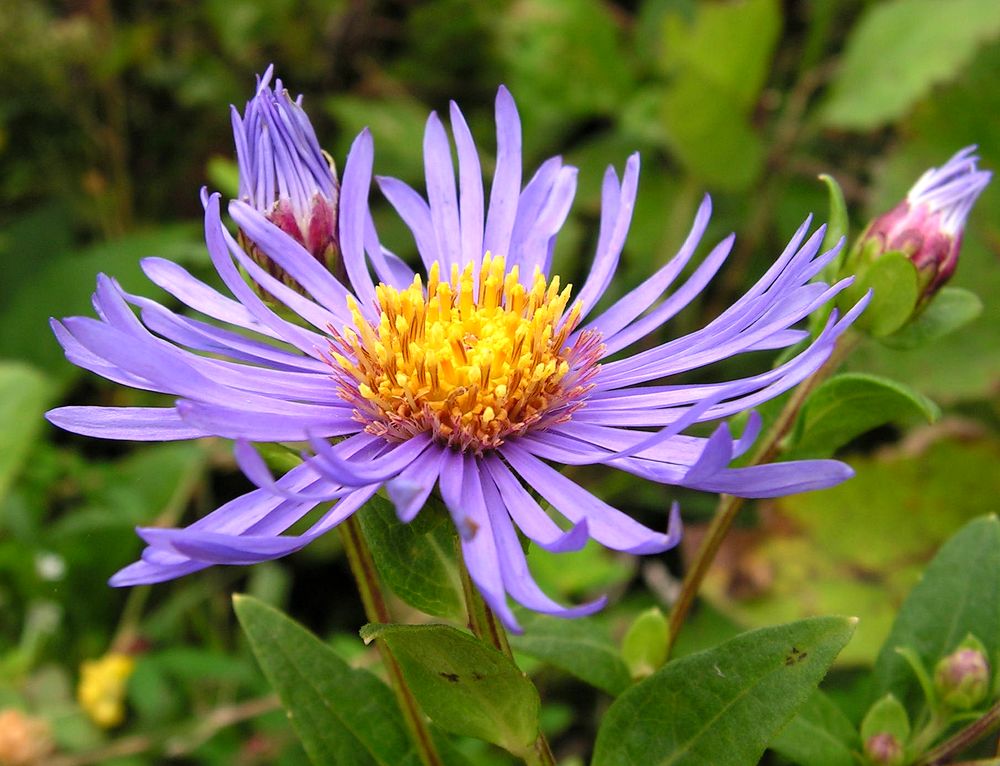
819,173 -> 849,263
592,617 -> 856,766
361,623 -> 539,757
508,612 -> 631,696
861,694 -> 910,742
356,496 -> 465,621
883,287 -> 984,349
789,372 -> 939,459
0,362 -> 53,503
873,516 -> 1000,716
769,690 -> 859,766
822,0 -> 1000,129
233,595 -> 427,766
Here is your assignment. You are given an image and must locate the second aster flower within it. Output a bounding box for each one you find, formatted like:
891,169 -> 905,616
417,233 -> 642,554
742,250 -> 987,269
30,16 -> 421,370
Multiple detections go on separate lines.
232,65 -> 342,289
47,76 -> 868,631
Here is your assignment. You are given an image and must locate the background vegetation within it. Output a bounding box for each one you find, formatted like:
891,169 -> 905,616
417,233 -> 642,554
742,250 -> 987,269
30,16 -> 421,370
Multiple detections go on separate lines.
1,0 -> 998,763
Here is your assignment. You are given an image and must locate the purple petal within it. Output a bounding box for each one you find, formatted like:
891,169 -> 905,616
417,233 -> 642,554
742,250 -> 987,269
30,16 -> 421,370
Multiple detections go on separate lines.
438,451 -> 520,631
338,130 -> 378,307
501,443 -> 680,555
479,467 -> 606,618
308,431 -> 433,486
175,399 -> 360,441
386,446 -> 446,523
574,155 -> 642,320
483,454 -> 591,553
449,100 -> 485,269
424,111 -> 462,272
377,176 -> 440,271
46,406 -> 205,441
233,440 -> 350,501
483,86 -> 522,259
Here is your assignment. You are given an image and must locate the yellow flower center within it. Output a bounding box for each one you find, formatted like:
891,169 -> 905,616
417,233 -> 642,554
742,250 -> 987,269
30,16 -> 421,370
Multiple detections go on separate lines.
329,254 -> 602,453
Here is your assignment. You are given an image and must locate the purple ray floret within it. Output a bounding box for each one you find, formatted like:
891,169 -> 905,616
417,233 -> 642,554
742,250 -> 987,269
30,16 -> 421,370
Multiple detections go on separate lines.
47,73 -> 869,632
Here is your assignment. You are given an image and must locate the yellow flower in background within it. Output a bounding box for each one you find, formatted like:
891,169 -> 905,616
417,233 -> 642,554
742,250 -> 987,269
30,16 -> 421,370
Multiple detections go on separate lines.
77,652 -> 135,728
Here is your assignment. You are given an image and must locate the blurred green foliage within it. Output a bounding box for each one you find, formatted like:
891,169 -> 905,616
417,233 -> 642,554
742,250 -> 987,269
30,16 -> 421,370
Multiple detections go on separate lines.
1,0 -> 998,763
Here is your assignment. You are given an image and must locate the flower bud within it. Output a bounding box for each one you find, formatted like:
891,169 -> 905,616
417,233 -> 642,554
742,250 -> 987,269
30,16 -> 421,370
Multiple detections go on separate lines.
232,66 -> 342,291
77,652 -> 135,728
855,147 -> 990,303
863,732 -> 905,766
934,640 -> 990,710
0,709 -> 55,766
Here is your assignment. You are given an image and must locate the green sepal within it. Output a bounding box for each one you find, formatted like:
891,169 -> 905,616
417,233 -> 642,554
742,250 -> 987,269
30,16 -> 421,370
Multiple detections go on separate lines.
621,607 -> 669,680
839,249 -> 920,337
861,693 -> 910,743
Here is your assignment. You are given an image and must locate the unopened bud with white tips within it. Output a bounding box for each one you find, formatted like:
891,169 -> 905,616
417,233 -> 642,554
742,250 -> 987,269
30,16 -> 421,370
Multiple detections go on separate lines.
855,147 -> 990,304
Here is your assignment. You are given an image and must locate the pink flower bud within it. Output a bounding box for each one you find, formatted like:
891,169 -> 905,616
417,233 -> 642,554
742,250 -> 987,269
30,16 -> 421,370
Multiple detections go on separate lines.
863,147 -> 990,301
232,66 -> 343,291
934,646 -> 990,710
864,732 -> 905,766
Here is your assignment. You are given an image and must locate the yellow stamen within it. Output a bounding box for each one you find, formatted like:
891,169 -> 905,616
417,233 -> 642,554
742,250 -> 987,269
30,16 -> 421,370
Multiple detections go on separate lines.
329,255 -> 600,452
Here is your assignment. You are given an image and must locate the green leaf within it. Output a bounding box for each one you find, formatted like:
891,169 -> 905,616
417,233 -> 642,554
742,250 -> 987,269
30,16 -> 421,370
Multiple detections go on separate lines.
234,595 -> 427,766
769,690 -> 859,766
621,607 -> 669,680
499,0 -> 634,136
659,0 -> 781,112
356,495 -> 465,621
789,372 -> 939,459
714,438 -> 1000,665
0,224 -> 204,379
0,362 -> 53,502
861,693 -> 910,742
205,155 -> 240,200
840,250 -> 920,337
653,0 -> 780,191
822,0 -> 1000,129
361,623 -> 540,757
325,95 -> 428,185
508,612 -> 631,696
883,287 -> 983,349
818,173 -> 849,278
592,617 -> 856,766
872,516 -> 1000,716
658,76 -> 765,192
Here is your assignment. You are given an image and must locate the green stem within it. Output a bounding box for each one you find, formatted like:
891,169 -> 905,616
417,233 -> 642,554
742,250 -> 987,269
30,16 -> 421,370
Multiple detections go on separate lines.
456,546 -> 555,766
916,700 -> 1000,765
666,333 -> 860,656
340,516 -> 444,766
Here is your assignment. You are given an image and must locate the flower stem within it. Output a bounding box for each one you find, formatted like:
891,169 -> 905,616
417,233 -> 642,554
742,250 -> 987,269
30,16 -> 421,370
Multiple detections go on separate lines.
666,333 -> 859,656
340,515 -> 444,766
457,547 -> 555,766
915,700 -> 1000,765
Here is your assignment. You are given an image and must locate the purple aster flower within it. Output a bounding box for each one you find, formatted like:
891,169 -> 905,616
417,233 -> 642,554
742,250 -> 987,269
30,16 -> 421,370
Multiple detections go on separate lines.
862,146 -> 990,299
232,64 -> 342,288
47,75 -> 868,631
